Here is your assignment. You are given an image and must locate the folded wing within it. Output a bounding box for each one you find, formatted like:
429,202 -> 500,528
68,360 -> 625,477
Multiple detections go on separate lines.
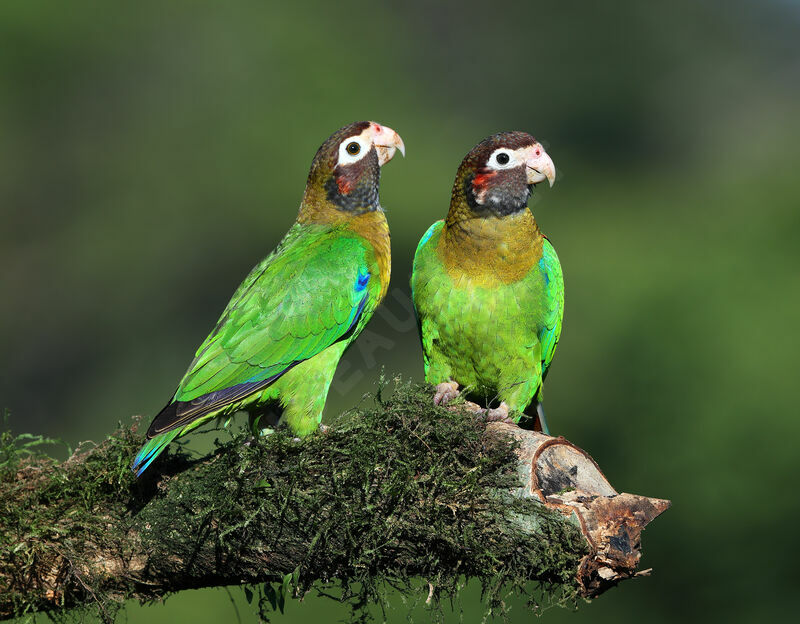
147,225 -> 373,437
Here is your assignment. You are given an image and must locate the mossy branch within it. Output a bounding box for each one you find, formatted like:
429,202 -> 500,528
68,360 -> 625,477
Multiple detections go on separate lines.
0,381 -> 668,622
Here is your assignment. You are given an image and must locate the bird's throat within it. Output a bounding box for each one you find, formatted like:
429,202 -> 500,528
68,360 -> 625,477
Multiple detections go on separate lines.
438,209 -> 543,285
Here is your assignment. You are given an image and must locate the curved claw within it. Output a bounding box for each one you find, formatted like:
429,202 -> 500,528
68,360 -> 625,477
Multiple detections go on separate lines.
481,402 -> 514,424
433,381 -> 460,406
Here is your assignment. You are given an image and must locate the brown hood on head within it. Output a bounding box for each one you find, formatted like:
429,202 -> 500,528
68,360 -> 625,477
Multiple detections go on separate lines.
302,121 -> 405,216
447,131 -> 555,224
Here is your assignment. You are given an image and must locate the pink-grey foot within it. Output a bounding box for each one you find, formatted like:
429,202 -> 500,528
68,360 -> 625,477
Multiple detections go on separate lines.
480,402 -> 514,424
433,381 -> 460,406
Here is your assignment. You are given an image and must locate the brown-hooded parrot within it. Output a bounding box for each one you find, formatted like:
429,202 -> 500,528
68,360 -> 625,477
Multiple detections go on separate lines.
132,121 -> 405,476
411,131 -> 560,432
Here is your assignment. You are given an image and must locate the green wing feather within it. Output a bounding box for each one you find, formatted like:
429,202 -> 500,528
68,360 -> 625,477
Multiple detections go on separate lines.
538,236 -> 564,377
149,222 -> 375,435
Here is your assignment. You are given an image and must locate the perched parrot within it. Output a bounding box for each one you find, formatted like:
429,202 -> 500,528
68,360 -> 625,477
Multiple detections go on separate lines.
411,132 -> 560,433
132,121 -> 404,476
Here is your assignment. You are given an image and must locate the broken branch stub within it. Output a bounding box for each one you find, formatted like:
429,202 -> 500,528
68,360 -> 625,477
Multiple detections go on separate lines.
486,422 -> 670,597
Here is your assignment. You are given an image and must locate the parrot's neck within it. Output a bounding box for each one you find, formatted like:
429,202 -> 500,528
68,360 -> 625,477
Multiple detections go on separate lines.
298,201 -> 391,301
438,208 -> 543,285
302,165 -> 381,216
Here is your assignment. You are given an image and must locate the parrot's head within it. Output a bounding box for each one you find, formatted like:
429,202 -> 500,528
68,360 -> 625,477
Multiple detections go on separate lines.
452,131 -> 555,219
303,121 -> 405,215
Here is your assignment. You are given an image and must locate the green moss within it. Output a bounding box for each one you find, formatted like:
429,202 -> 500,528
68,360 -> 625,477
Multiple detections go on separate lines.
0,416 -> 154,621
0,380 -> 588,622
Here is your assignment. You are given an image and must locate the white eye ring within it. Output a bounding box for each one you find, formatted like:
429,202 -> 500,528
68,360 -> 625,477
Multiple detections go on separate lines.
488,148 -> 516,169
338,137 -> 369,166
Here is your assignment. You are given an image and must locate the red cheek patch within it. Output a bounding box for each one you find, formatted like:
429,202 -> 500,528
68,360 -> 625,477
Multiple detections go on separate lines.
337,175 -> 353,194
472,171 -> 497,191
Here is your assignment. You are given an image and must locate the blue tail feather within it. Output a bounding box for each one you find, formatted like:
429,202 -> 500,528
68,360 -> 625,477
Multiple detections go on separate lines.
132,429 -> 181,477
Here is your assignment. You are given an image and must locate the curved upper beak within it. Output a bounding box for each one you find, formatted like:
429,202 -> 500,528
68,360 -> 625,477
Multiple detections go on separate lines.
370,122 -> 406,167
525,142 -> 556,188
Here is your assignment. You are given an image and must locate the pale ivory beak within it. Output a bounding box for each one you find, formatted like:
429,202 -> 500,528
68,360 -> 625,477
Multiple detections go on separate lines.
525,142 -> 556,187
370,122 -> 406,166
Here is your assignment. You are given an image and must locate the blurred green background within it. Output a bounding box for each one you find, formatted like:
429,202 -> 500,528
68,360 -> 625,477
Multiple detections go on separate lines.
2,0 -> 799,621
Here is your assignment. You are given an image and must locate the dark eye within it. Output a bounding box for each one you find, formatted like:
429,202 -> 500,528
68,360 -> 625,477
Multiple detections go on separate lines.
495,152 -> 510,165
346,142 -> 361,155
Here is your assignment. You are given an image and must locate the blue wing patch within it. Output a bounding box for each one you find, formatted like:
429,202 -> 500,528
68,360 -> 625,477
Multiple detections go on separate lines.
347,270 -> 370,332
418,221 -> 440,248
539,257 -> 550,286
355,268 -> 370,292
